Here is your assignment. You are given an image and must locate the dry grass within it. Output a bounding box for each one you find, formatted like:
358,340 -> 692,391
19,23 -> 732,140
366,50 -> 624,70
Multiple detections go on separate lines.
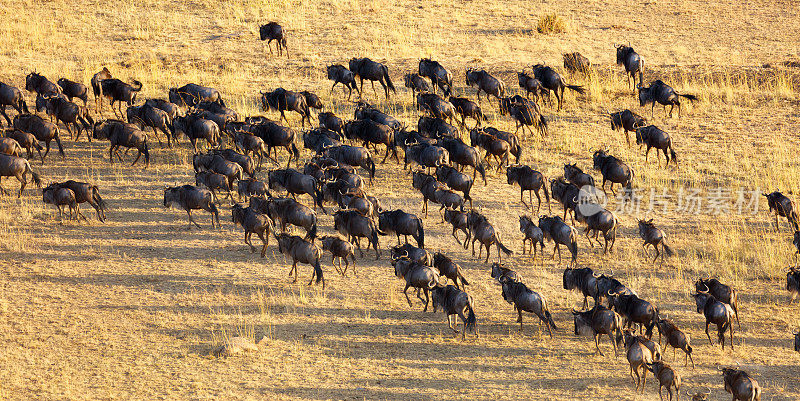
1,0 -> 799,400
537,14 -> 568,35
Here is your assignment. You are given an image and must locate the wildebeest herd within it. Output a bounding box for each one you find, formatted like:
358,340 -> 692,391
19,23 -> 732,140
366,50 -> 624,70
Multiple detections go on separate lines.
3,20 -> 796,400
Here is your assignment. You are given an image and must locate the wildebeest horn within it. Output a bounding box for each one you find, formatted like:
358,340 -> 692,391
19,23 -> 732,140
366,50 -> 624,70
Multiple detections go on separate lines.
700,283 -> 709,293
608,290 -> 616,296
592,272 -> 601,278
571,308 -> 578,315
402,250 -> 409,258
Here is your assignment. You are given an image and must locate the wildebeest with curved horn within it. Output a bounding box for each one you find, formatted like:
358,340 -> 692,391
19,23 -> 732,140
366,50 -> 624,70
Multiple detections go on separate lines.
404,142 -> 448,171
466,210 -> 513,263
692,291 -> 735,350
275,233 -> 325,289
435,165 -> 472,208
638,80 -> 698,118
378,209 -> 424,248
326,64 -> 358,100
127,104 -> 173,148
99,78 -> 142,118
432,252 -> 468,289
173,114 -> 220,153
507,165 -> 550,213
615,45 -> 645,90
519,215 -> 545,263
92,120 -> 150,168
343,119 -> 397,163
719,366 -> 761,401
550,178 -> 580,222
333,210 -> 381,259
0,82 -> 29,127
465,68 -> 505,105
163,185 -> 220,228
0,153 -> 41,197
323,145 -> 376,183
574,206 -> 619,254
169,83 -> 226,109
638,219 -> 674,264
12,114 -> 63,162
448,96 -> 485,128
46,180 -> 107,222
538,215 -> 578,266
261,88 -> 311,128
393,256 -> 445,311
56,78 -> 88,106
419,58 -> 453,96
572,304 -> 624,357
592,149 -> 634,195
349,58 -> 395,100
267,168 -> 324,212
318,112 -> 343,136
38,94 -> 94,141
390,243 -> 432,267
695,278 -> 740,327
762,191 -> 799,231
439,137 -> 487,184
610,109 -> 647,145
501,280 -> 557,337
530,64 -> 585,111
418,116 -> 459,139
431,285 -> 477,340
25,72 -> 61,97
319,235 -> 356,276
563,52 -> 591,76
417,93 -> 456,124
491,262 -> 521,283
259,22 -> 288,57
564,163 -> 595,189
231,203 -> 272,257
608,291 -> 659,338
563,267 -> 599,309
90,67 -> 112,113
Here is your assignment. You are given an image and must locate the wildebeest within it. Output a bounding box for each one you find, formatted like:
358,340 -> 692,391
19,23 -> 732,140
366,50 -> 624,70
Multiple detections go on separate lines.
173,114 -> 220,153
267,168 -> 324,211
530,64 -> 585,111
656,318 -> 694,368
344,119 -> 397,163
563,52 -> 591,76
323,145 -> 376,183
92,120 -> 150,167
259,195 -> 318,240
192,102 -> 238,132
261,88 -> 311,127
231,203 -> 272,257
5,130 -> 43,163
490,262 -> 521,283
608,291 -> 659,338
448,96 -> 485,128
419,58 -> 453,96
90,67 -> 112,113
274,233 -> 325,289
687,388 -> 711,401
144,98 -> 179,123
233,132 -> 268,167
466,210 -> 513,263
610,109 -> 647,145
470,128 -> 510,171
318,112 -> 343,136
195,170 -> 233,203
12,114 -> 64,161
465,68 -> 505,104
56,78 -> 88,106
517,71 -> 548,105
390,243 -> 432,266
192,153 -> 242,192
412,171 -> 466,219
500,97 -> 549,138
259,22 -> 288,57
237,177 -> 269,200
435,165 -> 472,208
483,126 -> 521,164
549,178 -> 579,221
418,116 -> 459,139
635,125 -> 677,167
25,72 -> 61,97
638,80 -> 698,118
0,137 -> 22,157
431,285 -> 477,340
326,64 -> 359,100
349,58 -> 395,100
563,163 -> 595,189
439,137 -> 487,184
795,329 -> 799,352
501,280 -> 556,337
417,93 -> 456,124
378,209 -> 424,248
432,252 -> 468,289
43,184 -> 82,221
404,74 -> 430,106
99,78 -> 142,117
163,185 -> 219,228
507,165 -> 550,213
38,94 -> 94,141
0,153 -> 40,197
595,273 -> 636,307
538,215 -> 578,266
392,256 -> 444,311
788,265 -> 800,302
212,148 -> 255,181
592,150 -> 634,195
319,235 -> 356,276
574,206 -> 618,254
46,180 -> 107,221
645,361 -> 681,401
624,330 -> 660,393
519,215 -> 545,262
572,304 -> 624,356
169,83 -> 226,109
563,267 -> 599,309
0,82 -> 29,127
692,291 -> 736,350
252,121 -> 300,167
616,45 -> 645,90
695,278 -> 740,327
638,219 -> 674,264
300,91 -> 323,114
404,142 -> 448,171
127,104 -> 173,148
720,367 -> 761,401
354,102 -> 403,133
333,210 -> 381,259
762,191 -> 799,231
444,209 -> 470,247
794,231 -> 800,267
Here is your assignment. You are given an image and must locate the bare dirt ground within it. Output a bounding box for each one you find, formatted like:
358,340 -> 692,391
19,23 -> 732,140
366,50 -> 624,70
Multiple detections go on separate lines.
0,0 -> 799,399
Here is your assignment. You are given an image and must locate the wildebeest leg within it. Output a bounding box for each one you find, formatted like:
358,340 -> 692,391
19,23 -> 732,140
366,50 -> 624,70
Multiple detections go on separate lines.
447,314 -> 458,333
0,107 -> 11,126
650,102 -> 655,118
186,209 -> 202,229
422,288 -> 430,312
403,283 -> 413,307
131,149 -> 143,166
644,146 -> 651,163
291,261 -> 299,283
556,244 -> 562,262
652,244 -> 660,263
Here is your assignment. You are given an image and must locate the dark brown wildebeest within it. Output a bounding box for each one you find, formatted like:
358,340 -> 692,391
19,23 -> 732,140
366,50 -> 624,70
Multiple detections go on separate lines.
99,78 -> 142,118
530,64 -> 585,111
498,96 -> 549,137
501,279 -> 557,337
638,80 -> 698,118
261,88 -> 310,128
788,265 -> 800,302
300,91 -> 323,114
719,367 -> 761,401
43,185 -> 82,221
480,126 -> 524,163
517,71 -> 548,106
608,291 -> 659,338
794,231 -> 800,267
354,101 -> 403,133
302,128 -> 341,154
173,114 -> 220,153
655,318 -> 694,368
323,145 -> 376,183
417,116 -> 459,139
506,165 -> 550,213
0,153 -> 40,197
267,168 -> 324,212
465,210 -> 513,263
610,109 -> 647,145
56,78 -> 88,106
762,191 -> 799,231
169,83 -> 226,109
572,304 -> 624,357
231,203 -> 272,257
418,58 -> 453,96
390,243 -> 432,267
0,137 -> 22,156
550,177 -> 580,223
417,93 -> 456,124
562,267 -> 599,309
163,185 -> 220,228
38,94 -> 94,141
343,119 -> 397,163
490,262 -> 521,283
233,132 -> 267,167
195,170 -> 233,203
25,72 -> 61,97
326,64 -> 359,100
574,205 -> 619,254
0,82 -> 29,127
259,22 -> 288,57
318,112 -> 343,136
392,256 -> 445,311
190,102 -> 237,132
623,330 -> 660,393
563,52 -> 591,76
465,68 -> 505,105
92,120 -> 150,168
404,142 -> 448,172
435,165 -> 473,208
258,195 -> 317,240
645,361 -> 681,401
616,45 -> 645,90
127,104 -> 173,148
333,209 -> 381,259
46,180 -> 107,222
274,233 -> 325,289
378,209 -> 424,248
144,99 -> 179,123
404,74 -> 430,106
687,389 -> 711,401
439,137 -> 487,185
411,171 -> 467,220
319,235 -> 356,276
432,252 -> 468,289
237,177 -> 268,201
519,215 -> 545,262
469,128 -> 510,171
252,121 -> 300,167
695,278 -> 740,327
13,114 -> 64,162
5,130 -> 43,162
538,215 -> 578,266
432,285 -> 478,340
638,219 -> 673,264
564,163 -> 595,189
91,67 -> 112,113
349,58 -> 395,100
593,150 -> 634,195
448,96 -> 485,128
444,209 -> 470,247
213,148 -> 255,180
692,291 -> 735,350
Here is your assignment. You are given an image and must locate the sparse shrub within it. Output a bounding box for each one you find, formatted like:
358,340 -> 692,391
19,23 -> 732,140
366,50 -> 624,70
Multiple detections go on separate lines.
537,13 -> 566,34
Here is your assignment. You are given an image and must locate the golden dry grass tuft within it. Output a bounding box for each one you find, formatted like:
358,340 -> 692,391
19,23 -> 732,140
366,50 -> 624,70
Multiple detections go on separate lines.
537,13 -> 568,35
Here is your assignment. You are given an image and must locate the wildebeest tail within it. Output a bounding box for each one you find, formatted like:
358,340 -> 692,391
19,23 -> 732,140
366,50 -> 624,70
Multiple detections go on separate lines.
465,298 -> 477,332
646,307 -> 659,339
416,217 -> 424,248
308,221 -> 318,240
496,235 -> 513,256
544,307 -> 557,331
476,162 -> 487,185
538,114 -> 548,136
142,142 -> 150,167
662,241 -> 674,257
27,162 -> 41,187
367,154 -> 376,181
92,185 -> 107,211
669,143 -> 677,165
291,142 -> 300,162
382,65 -> 395,93
678,93 -> 698,102
130,80 -> 143,92
19,98 -> 29,114
566,84 -> 586,94
216,95 -> 226,108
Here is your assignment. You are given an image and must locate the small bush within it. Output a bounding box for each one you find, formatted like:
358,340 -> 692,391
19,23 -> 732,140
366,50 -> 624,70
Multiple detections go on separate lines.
537,14 -> 566,34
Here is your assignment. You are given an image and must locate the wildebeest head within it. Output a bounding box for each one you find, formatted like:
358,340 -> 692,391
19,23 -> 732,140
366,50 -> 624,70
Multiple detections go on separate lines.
637,84 -> 653,106
691,292 -> 712,313
163,186 -> 178,208
686,388 -> 710,401
592,149 -> 610,169
615,45 -> 633,65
